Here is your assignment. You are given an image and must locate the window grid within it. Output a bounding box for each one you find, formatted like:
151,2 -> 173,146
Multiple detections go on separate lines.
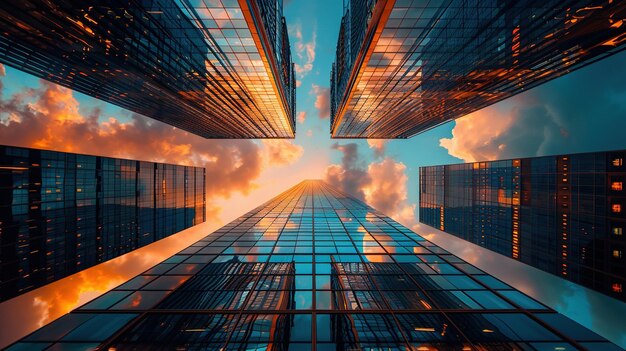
9,180 -> 620,350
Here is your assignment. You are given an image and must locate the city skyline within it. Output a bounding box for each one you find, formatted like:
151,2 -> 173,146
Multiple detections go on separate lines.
1,0 -> 626,349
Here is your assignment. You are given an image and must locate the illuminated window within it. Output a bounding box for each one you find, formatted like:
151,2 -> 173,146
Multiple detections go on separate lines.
612,204 -> 622,213
613,158 -> 623,167
613,250 -> 623,259
612,182 -> 623,191
613,283 -> 623,293
614,227 -> 623,236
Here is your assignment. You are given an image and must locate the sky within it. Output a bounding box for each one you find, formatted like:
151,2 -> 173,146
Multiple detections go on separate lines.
1,0 -> 626,348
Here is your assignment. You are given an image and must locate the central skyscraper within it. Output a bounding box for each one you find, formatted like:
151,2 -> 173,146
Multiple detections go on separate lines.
0,0 -> 296,138
330,0 -> 626,138
7,181 -> 620,350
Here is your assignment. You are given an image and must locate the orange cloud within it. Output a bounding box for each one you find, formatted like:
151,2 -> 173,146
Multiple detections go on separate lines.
440,51 -> 626,163
367,139 -> 387,157
325,144 -> 417,228
0,76 -> 268,216
324,143 -> 370,200
292,23 -> 316,78
261,139 -> 304,166
0,63 -> 5,77
297,111 -> 307,124
439,108 -> 515,162
363,158 -> 416,227
312,84 -> 330,119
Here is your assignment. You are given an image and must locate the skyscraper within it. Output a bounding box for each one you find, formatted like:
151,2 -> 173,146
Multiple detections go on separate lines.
330,0 -> 626,138
0,0 -> 296,138
420,150 -> 626,302
7,180 -> 621,350
0,145 -> 205,302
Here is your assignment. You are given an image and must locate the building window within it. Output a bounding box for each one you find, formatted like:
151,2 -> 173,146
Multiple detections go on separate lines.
612,204 -> 622,213
613,158 -> 623,167
613,283 -> 623,293
614,227 -> 623,236
612,182 -> 623,191
613,250 -> 623,258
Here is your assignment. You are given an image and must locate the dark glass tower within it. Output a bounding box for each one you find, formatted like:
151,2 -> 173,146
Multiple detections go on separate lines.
0,0 -> 296,138
420,150 -> 626,302
0,145 -> 205,302
7,180 -> 621,350
330,0 -> 626,138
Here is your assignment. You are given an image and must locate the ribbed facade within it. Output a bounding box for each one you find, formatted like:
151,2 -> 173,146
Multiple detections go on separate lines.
0,0 -> 296,138
330,0 -> 626,138
0,145 -> 205,302
420,150 -> 626,301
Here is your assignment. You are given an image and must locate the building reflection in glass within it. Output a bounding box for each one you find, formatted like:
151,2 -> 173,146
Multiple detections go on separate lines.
0,0 -> 296,138
421,150 -> 626,302
0,145 -> 205,302
330,0 -> 626,138
6,180 -> 621,350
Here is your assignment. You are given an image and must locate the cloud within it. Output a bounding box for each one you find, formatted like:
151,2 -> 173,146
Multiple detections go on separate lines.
297,111 -> 307,124
440,51 -> 626,162
312,84 -> 330,119
0,76 -> 273,219
367,139 -> 387,158
261,139 -> 304,166
324,143 -> 417,227
291,22 -> 316,78
324,143 -> 370,200
0,63 -> 5,77
363,158 -> 416,226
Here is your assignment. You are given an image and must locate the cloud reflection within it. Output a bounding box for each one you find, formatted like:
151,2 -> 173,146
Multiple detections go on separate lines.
0,221 -> 217,348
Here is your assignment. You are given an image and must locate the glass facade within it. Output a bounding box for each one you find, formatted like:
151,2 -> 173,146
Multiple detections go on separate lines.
7,180 -> 622,350
0,145 -> 205,302
420,150 -> 626,302
330,0 -> 626,138
0,0 -> 295,138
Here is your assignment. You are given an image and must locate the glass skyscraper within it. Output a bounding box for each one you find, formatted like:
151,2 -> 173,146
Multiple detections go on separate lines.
330,0 -> 626,138
0,0 -> 296,138
0,145 -> 205,302
420,150 -> 626,302
6,180 -> 621,350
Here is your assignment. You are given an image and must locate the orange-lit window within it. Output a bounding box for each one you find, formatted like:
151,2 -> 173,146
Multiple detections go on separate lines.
612,204 -> 622,213
612,182 -> 623,191
614,227 -> 623,236
613,158 -> 623,167
613,283 -> 623,293
613,250 -> 623,258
